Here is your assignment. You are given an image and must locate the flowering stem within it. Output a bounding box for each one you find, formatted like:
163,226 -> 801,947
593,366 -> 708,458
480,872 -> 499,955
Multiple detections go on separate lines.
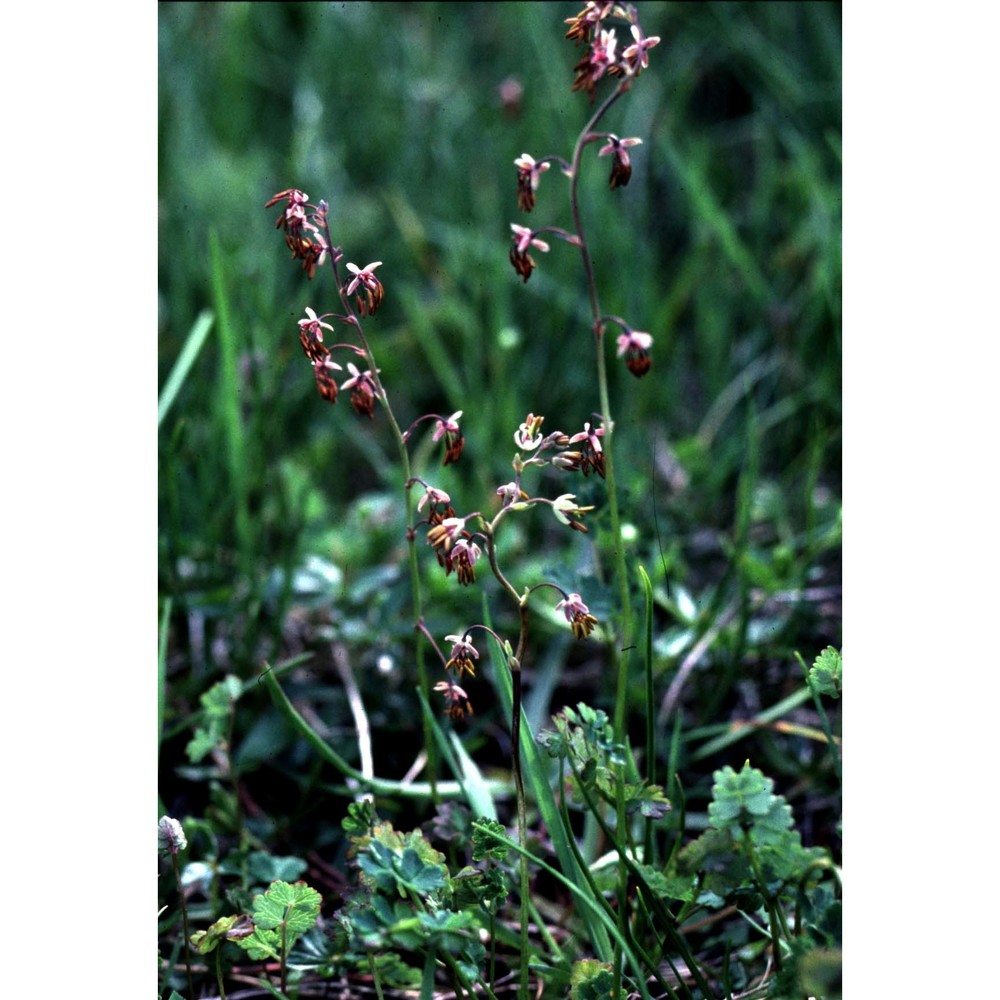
481,520 -> 531,1000
319,217 -> 439,800
568,76 -> 638,993
567,82 -> 636,742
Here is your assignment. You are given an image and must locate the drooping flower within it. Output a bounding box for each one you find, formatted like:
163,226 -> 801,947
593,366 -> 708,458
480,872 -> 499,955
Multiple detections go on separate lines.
555,592 -> 599,640
509,224 -> 550,283
451,537 -> 482,586
510,225 -> 550,255
445,633 -> 479,676
496,481 -> 529,506
551,449 -> 585,472
284,232 -> 329,279
312,357 -> 343,403
564,2 -> 616,45
571,27 -> 618,99
345,260 -> 382,295
266,189 -> 330,277
297,307 -> 335,362
568,421 -> 606,477
434,680 -> 473,720
341,362 -> 379,419
265,188 -> 312,235
345,261 -> 385,316
514,153 -> 551,212
158,815 -> 187,855
432,411 -> 465,465
598,135 -> 643,190
426,516 -> 469,555
417,485 -> 452,513
616,328 -> 653,377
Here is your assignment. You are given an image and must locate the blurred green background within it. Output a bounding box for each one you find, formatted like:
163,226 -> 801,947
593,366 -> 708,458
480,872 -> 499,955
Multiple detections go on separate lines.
159,0 -> 840,835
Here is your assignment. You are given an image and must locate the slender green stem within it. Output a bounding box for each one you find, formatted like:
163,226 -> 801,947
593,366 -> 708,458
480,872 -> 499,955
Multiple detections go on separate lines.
170,851 -> 196,1000
566,74 -> 638,1000
215,947 -> 227,1000
744,836 -> 788,971
638,565 -> 657,869
471,820 -> 654,1000
280,920 -> 288,994
481,521 -> 531,1000
557,761 -> 682,1000
368,950 -> 385,1000
557,761 -> 616,926
566,758 -> 706,1000
527,896 -> 565,965
487,876 -> 497,993
565,77 -> 636,747
318,214 -> 438,799
439,947 -> 502,1000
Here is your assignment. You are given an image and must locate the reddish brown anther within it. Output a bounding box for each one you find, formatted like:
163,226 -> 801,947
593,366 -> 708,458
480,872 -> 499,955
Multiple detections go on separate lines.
266,188 -> 312,237
564,2 -> 615,45
509,245 -> 537,283
341,362 -> 378,419
313,360 -> 340,403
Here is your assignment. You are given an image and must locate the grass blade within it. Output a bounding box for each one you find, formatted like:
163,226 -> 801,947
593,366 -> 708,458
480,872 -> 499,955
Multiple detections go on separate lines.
484,632 -> 613,959
158,597 -> 172,761
158,310 -> 214,429
471,820 -> 652,1000
209,231 -> 253,568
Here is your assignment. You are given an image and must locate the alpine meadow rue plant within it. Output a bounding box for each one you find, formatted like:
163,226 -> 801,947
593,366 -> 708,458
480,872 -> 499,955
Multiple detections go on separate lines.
159,3 -> 845,996
243,6 -> 840,999
261,6 -> 666,997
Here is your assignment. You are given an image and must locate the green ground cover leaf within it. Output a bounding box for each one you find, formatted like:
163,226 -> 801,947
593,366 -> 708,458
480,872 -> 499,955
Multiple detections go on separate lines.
185,675 -> 241,763
708,762 -> 791,834
678,762 -> 831,910
471,817 -> 510,862
810,645 -> 842,698
190,913 -> 253,954
237,880 -> 322,961
569,959 -> 627,1000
